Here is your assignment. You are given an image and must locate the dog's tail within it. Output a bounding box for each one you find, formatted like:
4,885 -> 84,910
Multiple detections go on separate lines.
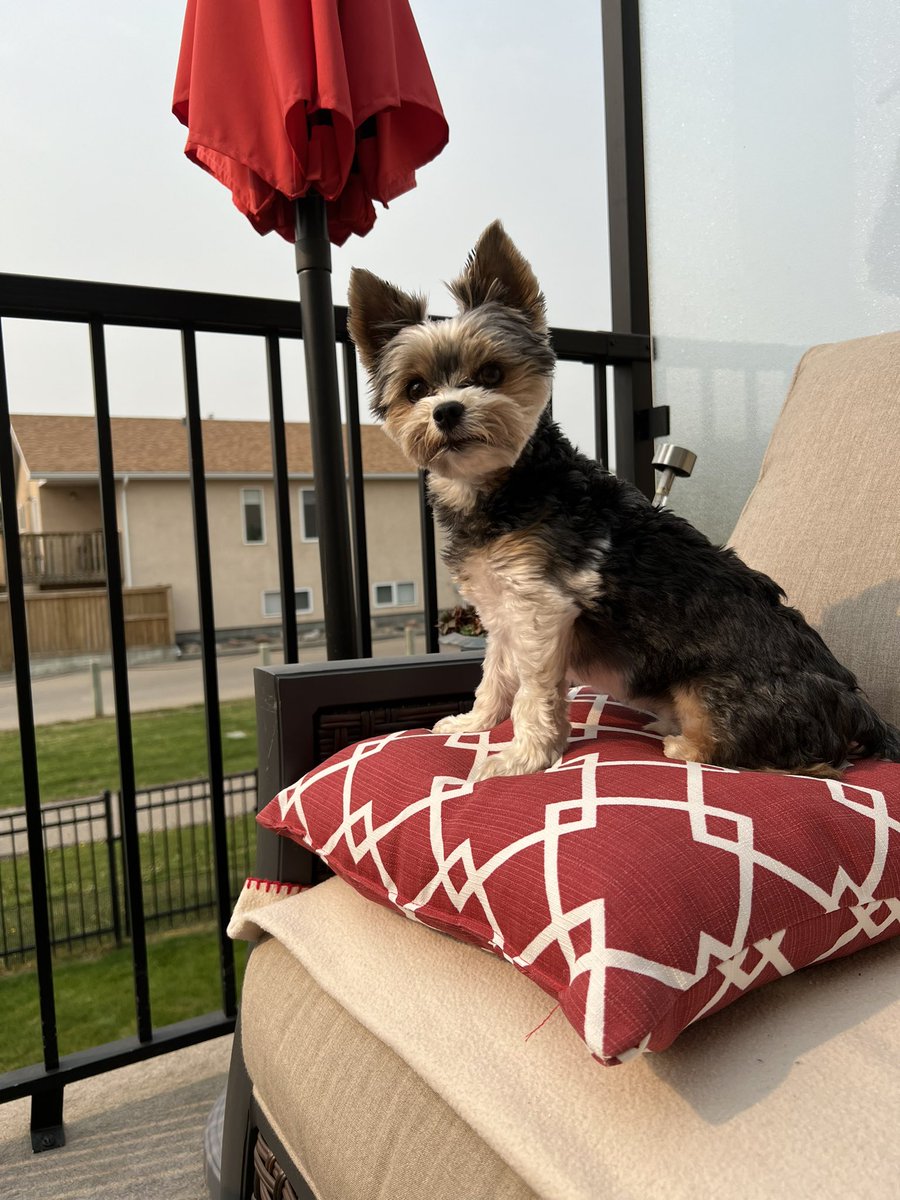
869,718 -> 900,762
843,690 -> 900,764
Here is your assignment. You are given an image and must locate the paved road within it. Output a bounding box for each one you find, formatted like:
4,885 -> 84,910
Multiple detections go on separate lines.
0,632 -> 423,730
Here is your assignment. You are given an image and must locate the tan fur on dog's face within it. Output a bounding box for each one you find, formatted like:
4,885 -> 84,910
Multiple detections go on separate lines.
348,222 -> 556,483
377,309 -> 552,480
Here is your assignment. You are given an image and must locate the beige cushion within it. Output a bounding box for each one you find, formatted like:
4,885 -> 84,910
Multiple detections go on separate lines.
241,936 -> 536,1200
235,876 -> 900,1200
730,331 -> 900,726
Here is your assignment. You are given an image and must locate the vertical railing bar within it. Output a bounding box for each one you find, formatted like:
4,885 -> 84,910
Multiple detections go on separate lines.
72,810 -> 88,943
602,0 -> 655,495
342,342 -> 371,658
89,318 -> 153,1041
417,471 -> 440,654
42,821 -> 57,950
241,780 -> 250,895
160,795 -> 174,929
188,797 -> 200,915
0,319 -> 60,1070
149,795 -> 161,925
265,334 -> 299,664
181,326 -> 237,1017
226,785 -> 236,902
86,805 -> 102,944
55,820 -> 74,951
148,811 -> 159,931
235,777 -> 245,898
0,853 -> 8,962
175,784 -> 186,917
204,803 -> 215,912
593,360 -> 609,467
145,793 -> 159,928
12,822 -> 28,966
248,773 -> 256,879
104,790 -> 123,947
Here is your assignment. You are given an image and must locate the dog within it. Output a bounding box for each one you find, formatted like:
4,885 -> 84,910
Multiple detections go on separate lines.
348,221 -> 900,781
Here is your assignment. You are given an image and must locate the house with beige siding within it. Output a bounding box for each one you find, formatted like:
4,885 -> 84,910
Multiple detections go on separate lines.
8,415 -> 458,642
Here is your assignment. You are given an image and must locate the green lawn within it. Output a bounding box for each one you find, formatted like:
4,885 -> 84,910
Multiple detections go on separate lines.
0,698 -> 261,1077
0,925 -> 249,1073
0,698 -> 258,808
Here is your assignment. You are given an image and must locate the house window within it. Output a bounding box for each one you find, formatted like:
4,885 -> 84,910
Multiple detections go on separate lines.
241,487 -> 265,545
262,589 -> 313,617
300,488 -> 318,541
372,581 -> 417,608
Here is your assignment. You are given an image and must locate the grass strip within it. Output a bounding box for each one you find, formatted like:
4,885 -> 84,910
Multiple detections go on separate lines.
0,924 -> 249,1073
0,698 -> 258,809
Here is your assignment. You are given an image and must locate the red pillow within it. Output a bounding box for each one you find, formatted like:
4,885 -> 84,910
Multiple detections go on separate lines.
257,689 -> 900,1064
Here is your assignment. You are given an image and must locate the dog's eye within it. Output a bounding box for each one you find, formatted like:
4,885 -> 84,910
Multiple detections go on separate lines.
405,378 -> 429,402
477,362 -> 504,389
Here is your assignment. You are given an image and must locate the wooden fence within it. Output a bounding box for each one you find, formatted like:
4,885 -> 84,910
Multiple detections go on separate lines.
0,585 -> 174,672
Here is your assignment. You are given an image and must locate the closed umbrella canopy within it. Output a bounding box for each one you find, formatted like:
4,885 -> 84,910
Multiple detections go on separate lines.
172,0 -> 447,662
173,0 -> 448,244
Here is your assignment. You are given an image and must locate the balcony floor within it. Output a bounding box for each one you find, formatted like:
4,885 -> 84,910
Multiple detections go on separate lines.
0,1035 -> 231,1199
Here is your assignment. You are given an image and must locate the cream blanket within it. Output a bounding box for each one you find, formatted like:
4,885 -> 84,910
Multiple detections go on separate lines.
231,877 -> 900,1200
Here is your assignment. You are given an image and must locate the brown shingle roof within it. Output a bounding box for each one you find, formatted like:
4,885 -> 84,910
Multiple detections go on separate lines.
11,414 -> 414,477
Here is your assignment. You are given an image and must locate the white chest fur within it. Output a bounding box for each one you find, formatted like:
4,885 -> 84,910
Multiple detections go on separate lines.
454,535 -> 629,701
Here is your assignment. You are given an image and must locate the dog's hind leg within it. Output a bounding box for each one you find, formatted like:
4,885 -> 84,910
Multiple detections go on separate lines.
663,684 -> 719,765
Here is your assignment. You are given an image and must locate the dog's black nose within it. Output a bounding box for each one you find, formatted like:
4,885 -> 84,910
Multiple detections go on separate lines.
432,400 -> 465,431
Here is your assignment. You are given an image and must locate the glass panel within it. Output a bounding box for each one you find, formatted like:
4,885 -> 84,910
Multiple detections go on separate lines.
262,590 -> 280,617
396,581 -> 416,605
295,589 -> 312,613
242,488 -> 264,544
301,489 -> 318,540
640,0 -> 900,543
374,584 -> 393,606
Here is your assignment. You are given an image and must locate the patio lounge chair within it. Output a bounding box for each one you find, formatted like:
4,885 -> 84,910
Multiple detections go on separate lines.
216,330 -> 900,1200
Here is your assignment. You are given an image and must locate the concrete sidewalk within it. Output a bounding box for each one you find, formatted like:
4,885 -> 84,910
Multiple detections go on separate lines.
0,633 -> 420,730
0,1035 -> 231,1199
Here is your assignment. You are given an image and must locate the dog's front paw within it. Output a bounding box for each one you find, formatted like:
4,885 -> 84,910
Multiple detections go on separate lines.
472,744 -> 560,782
663,734 -> 704,763
433,711 -> 490,736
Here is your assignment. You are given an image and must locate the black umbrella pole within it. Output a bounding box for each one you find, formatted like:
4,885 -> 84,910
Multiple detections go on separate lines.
295,193 -> 360,661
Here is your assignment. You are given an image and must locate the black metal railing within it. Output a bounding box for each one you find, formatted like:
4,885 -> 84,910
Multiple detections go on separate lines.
0,771 -> 256,967
0,270 -> 651,1144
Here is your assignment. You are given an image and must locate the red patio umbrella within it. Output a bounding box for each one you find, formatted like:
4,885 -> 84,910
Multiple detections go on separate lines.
173,0 -> 448,246
172,0 -> 448,657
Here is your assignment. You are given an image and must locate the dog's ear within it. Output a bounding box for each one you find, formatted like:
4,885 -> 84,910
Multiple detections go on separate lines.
448,221 -> 546,329
347,268 -> 428,372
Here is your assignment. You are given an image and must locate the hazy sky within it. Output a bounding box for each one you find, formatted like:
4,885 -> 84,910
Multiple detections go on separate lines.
0,1 -> 610,445
640,0 -> 900,540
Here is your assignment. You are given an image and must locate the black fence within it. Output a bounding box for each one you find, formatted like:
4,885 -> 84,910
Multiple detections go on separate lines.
0,772 -> 257,967
0,0 -> 656,1153
0,279 -> 651,1142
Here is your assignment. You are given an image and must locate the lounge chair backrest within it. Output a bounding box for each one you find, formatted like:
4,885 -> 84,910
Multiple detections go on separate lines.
729,331 -> 900,725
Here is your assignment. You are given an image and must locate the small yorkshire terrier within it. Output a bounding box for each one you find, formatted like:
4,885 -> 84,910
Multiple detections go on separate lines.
348,222 -> 900,781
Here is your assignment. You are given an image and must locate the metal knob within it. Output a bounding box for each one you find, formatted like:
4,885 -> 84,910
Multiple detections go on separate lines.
652,444 -> 697,508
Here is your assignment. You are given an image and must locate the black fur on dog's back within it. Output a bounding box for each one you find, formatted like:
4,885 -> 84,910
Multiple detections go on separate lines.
433,411 -> 900,774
